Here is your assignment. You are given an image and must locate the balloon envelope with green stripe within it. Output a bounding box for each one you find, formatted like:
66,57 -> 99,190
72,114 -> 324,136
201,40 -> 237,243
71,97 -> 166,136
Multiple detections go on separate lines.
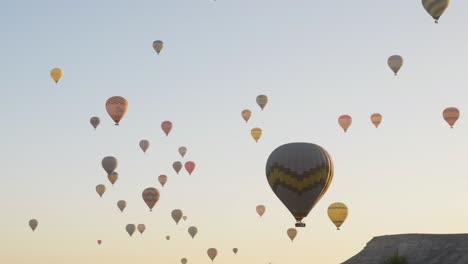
422,0 -> 450,23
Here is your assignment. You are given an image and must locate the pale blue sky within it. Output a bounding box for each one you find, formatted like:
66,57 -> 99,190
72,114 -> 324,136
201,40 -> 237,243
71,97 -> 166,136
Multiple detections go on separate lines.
1,1 -> 468,263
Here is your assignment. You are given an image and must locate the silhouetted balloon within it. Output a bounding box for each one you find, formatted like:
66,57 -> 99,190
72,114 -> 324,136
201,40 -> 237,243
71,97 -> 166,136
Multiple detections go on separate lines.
422,0 -> 450,23
172,209 -> 183,224
166,235 -> 170,240
256,95 -> 268,110
241,110 -> 252,123
102,156 -> 118,175
29,219 -> 38,231
287,228 -> 297,242
108,172 -> 118,186
126,224 -> 136,236
233,248 -> 238,254
90,117 -> 100,130
161,121 -> 173,136
181,258 -> 188,264
183,216 -> 187,221
338,115 -> 352,132
105,96 -> 128,125
388,55 -> 403,76
97,240 -> 102,245
443,107 -> 460,128
266,143 -> 334,227
96,184 -> 106,198
158,175 -> 168,187
188,226 -> 198,238
256,205 -> 266,217
142,188 -> 160,211
139,140 -> 150,153
185,161 -> 196,175
153,40 -> 164,54
173,161 -> 182,174
327,202 -> 348,230
207,248 -> 217,262
50,68 -> 63,84
117,200 -> 127,212
370,113 -> 382,128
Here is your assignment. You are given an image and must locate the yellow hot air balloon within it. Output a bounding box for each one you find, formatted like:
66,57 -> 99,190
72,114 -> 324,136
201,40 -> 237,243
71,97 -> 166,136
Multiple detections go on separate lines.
207,248 -> 217,262
370,113 -> 382,128
251,127 -> 262,142
422,0 -> 450,23
266,143 -> 334,227
105,96 -> 128,125
256,205 -> 266,217
338,115 -> 352,132
443,107 -> 460,128
241,109 -> 252,123
287,228 -> 297,242
117,200 -> 126,212
172,209 -> 183,224
327,202 -> 349,230
29,219 -> 38,231
96,184 -> 106,198
188,226 -> 198,239
142,188 -> 160,211
50,68 -> 63,84
108,171 -> 118,186
387,55 -> 403,76
256,95 -> 268,110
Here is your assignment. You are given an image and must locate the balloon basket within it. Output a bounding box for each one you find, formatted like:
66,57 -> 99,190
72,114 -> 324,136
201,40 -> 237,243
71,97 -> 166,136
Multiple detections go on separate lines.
295,222 -> 306,227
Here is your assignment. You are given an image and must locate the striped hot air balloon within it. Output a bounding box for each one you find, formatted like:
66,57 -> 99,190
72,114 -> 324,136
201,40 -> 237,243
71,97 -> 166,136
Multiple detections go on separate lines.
266,143 -> 334,227
338,115 -> 352,132
422,0 -> 450,23
327,202 -> 349,230
443,107 -> 459,128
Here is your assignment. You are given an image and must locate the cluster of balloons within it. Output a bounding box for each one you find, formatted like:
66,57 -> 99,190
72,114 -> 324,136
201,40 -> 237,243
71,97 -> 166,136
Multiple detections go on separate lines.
241,95 -> 269,143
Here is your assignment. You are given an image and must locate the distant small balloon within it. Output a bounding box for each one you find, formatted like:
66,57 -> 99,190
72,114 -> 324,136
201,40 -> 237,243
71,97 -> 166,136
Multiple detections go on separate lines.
251,127 -> 262,142
183,216 -> 187,221
139,140 -> 150,153
387,55 -> 404,76
241,109 -> 252,123
287,228 -> 297,242
158,175 -> 168,187
102,156 -> 118,175
142,188 -> 160,211
96,184 -> 106,198
173,161 -> 182,174
370,113 -> 382,128
161,121 -> 173,136
117,200 -> 127,212
97,240 -> 102,245
185,161 -> 196,175
178,146 -> 187,158
207,248 -> 218,262
29,219 -> 38,231
126,224 -> 136,237
338,115 -> 352,132
188,226 -> 198,239
137,224 -> 146,234
50,68 -> 63,84
256,205 -> 266,217
166,235 -> 170,240
153,40 -> 164,54
443,107 -> 460,128
172,209 -> 183,224
105,96 -> 128,125
108,171 -> 118,186
181,258 -> 188,264
327,202 -> 349,230
256,95 -> 268,110
233,248 -> 238,254
90,117 -> 100,130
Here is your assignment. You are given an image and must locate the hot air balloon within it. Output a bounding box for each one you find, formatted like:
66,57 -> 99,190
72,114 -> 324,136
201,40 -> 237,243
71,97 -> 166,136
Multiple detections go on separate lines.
102,156 -> 118,175
422,0 -> 450,23
161,121 -> 173,136
29,219 -> 38,231
173,161 -> 182,174
241,109 -> 252,123
172,209 -> 183,224
108,172 -> 118,186
137,224 -> 146,234
287,228 -> 297,242
139,140 -> 150,153
96,184 -> 106,198
251,127 -> 262,142
233,248 -> 238,254
178,147 -> 187,158
338,115 -> 352,132
153,40 -> 164,54
181,258 -> 188,264
188,226 -> 198,238
166,235 -> 170,240
266,143 -> 334,227
443,107 -> 460,128
90,117 -> 100,130
327,202 -> 348,230
117,200 -> 127,212
256,205 -> 266,217
256,95 -> 268,110
185,161 -> 196,175
50,68 -> 63,84
158,175 -> 168,187
388,55 -> 404,76
207,248 -> 217,262
105,96 -> 128,125
126,224 -> 136,237
370,113 -> 382,128
97,240 -> 102,245
142,188 -> 160,211
183,216 -> 187,221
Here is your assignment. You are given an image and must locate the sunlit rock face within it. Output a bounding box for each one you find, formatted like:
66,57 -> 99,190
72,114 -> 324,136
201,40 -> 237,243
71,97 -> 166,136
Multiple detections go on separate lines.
342,234 -> 468,264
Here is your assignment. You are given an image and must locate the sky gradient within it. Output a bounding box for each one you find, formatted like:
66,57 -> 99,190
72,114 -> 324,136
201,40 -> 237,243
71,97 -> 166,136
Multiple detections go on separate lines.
2,1 -> 468,263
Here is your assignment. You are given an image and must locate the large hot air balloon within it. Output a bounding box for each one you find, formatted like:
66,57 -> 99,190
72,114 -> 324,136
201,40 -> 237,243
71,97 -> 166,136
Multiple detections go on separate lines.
185,161 -> 196,175
105,96 -> 128,125
29,219 -> 38,231
90,117 -> 100,130
139,140 -> 150,153
50,68 -> 63,84
251,127 -> 262,142
207,248 -> 217,262
126,224 -> 136,237
172,209 -> 183,224
181,258 -> 188,264
173,161 -> 182,174
387,55 -> 403,76
241,109 -> 252,123
178,147 -> 187,158
338,115 -> 352,132
137,224 -> 146,234
370,113 -> 382,128
153,40 -> 164,55
256,95 -> 268,110
233,248 -> 238,254
158,175 -> 168,187
256,205 -> 266,217
266,143 -> 334,227
443,107 -> 460,128
96,184 -> 106,198
188,226 -> 198,238
161,121 -> 173,136
108,172 -> 118,186
117,200 -> 127,212
327,202 -> 348,230
102,156 -> 118,175
142,188 -> 160,211
422,0 -> 450,23
287,228 -> 297,242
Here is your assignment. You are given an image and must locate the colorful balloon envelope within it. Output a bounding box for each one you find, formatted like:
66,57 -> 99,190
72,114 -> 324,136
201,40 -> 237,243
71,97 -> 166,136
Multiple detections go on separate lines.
96,184 -> 106,198
338,115 -> 352,132
29,219 -> 38,231
153,40 -> 164,54
207,248 -> 218,262
50,68 -> 63,84
142,188 -> 160,211
139,140 -> 150,153
161,121 -> 173,136
370,113 -> 383,128
105,96 -> 128,125
241,109 -> 252,123
443,107 -> 460,128
256,205 -> 266,217
327,202 -> 348,230
251,127 -> 262,142
266,143 -> 334,227
185,161 -> 196,175
387,55 -> 403,76
422,0 -> 450,23
90,117 -> 100,130
287,228 -> 297,242
158,175 -> 168,187
256,95 -> 268,110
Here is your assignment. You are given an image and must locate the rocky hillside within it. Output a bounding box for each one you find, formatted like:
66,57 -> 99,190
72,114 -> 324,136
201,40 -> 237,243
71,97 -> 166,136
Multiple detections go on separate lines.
342,234 -> 468,264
